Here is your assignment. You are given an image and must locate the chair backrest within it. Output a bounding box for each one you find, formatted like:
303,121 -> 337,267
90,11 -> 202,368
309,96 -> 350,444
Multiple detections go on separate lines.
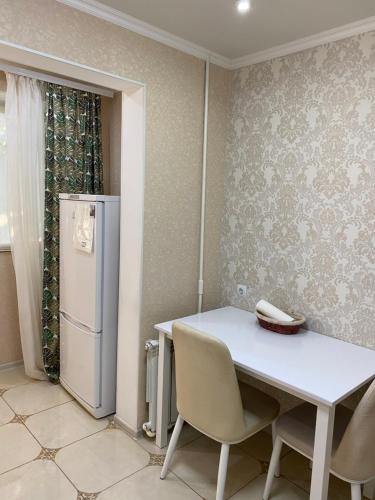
172,322 -> 246,443
332,380 -> 375,482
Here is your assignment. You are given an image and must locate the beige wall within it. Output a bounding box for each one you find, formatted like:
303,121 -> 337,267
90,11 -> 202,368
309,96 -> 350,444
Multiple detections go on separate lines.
0,253 -> 22,365
101,95 -> 112,195
0,0 -> 224,427
203,64 -> 231,311
109,92 -> 122,196
101,93 -> 122,196
222,32 -> 375,408
0,71 -> 22,366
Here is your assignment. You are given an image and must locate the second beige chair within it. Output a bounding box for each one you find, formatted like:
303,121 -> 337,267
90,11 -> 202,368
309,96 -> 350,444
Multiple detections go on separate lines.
263,380 -> 375,500
160,322 -> 280,500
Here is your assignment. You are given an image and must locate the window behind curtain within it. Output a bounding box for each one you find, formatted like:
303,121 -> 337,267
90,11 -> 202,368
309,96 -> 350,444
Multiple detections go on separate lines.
0,93 -> 10,250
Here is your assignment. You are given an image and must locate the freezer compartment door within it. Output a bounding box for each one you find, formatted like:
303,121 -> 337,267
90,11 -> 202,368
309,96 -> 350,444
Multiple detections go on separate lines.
60,313 -> 101,408
60,199 -> 103,332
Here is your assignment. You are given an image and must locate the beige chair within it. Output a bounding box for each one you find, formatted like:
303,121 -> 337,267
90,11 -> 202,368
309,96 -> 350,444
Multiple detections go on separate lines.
264,380 -> 375,500
160,322 -> 280,500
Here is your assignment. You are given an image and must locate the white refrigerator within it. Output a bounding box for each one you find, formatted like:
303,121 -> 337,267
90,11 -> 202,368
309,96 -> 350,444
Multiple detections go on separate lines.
59,193 -> 120,418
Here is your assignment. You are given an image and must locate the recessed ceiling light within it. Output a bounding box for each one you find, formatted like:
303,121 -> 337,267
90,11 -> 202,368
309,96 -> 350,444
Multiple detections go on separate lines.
236,0 -> 251,14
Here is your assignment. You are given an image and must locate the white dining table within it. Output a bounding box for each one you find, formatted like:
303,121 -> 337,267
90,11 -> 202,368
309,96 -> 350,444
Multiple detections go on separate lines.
154,306 -> 375,500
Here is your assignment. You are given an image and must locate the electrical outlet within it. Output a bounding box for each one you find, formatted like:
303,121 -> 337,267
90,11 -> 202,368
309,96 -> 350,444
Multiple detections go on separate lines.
237,284 -> 248,297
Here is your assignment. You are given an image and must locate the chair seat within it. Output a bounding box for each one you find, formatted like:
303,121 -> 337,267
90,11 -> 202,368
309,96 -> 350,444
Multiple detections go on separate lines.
276,403 -> 353,465
234,382 -> 280,444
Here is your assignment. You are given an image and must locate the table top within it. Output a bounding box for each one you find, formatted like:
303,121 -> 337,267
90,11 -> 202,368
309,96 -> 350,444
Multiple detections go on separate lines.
155,306 -> 375,406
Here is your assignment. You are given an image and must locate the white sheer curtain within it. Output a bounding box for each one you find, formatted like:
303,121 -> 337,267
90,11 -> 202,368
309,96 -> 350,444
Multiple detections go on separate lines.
0,108 -> 9,249
5,74 -> 47,380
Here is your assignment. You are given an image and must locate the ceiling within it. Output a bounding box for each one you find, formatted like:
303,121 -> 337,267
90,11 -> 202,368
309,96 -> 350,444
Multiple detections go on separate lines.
91,0 -> 375,59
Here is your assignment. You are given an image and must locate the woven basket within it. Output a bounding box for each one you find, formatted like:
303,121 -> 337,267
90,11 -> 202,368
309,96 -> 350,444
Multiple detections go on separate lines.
255,310 -> 305,335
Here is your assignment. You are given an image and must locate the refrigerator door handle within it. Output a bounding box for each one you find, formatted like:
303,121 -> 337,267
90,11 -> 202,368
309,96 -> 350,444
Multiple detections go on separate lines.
60,311 -> 101,337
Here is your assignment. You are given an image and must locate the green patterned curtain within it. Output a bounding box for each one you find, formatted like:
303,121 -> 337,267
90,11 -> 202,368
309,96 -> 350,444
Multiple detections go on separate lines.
42,83 -> 103,381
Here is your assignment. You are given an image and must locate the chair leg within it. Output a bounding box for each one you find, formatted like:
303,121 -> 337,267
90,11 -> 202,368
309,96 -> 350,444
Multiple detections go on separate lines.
272,422 -> 280,477
160,414 -> 184,479
263,437 -> 283,500
216,443 -> 230,500
351,483 -> 362,500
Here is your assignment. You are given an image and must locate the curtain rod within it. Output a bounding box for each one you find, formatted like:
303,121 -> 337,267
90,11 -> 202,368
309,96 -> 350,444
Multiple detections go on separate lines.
0,61 -> 114,98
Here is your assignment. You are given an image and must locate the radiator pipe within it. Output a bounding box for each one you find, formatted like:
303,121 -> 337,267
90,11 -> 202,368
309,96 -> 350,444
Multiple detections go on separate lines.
143,340 -> 159,437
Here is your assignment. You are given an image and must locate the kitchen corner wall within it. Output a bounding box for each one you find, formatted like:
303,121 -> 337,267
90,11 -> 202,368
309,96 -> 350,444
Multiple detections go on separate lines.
203,64 -> 231,311
222,31 -> 375,352
0,0 -> 225,429
3,0 -> 374,427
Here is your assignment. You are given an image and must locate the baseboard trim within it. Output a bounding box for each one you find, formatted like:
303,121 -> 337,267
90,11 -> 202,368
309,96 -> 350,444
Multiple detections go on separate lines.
114,414 -> 142,439
0,360 -> 23,371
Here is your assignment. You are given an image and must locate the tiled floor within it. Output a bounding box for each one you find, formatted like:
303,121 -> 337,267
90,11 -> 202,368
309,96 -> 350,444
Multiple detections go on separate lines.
0,365 -> 355,499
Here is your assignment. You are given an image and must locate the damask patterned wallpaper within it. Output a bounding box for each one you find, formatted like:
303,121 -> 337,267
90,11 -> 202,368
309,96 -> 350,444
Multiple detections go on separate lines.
222,32 -> 375,349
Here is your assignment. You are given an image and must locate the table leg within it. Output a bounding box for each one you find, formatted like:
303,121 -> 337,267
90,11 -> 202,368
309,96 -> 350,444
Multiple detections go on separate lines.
364,480 -> 375,499
310,404 -> 335,500
156,332 -> 171,448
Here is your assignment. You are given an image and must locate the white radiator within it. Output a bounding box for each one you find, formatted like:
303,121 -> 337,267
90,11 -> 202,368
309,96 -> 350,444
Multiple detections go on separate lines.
143,339 -> 177,438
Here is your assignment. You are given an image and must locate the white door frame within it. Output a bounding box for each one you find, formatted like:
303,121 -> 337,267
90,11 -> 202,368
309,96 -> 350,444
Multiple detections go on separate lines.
0,39 -> 146,434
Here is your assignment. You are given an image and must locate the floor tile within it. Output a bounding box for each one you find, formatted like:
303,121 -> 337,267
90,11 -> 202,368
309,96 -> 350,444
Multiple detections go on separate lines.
3,381 -> 72,415
98,466 -> 202,500
170,435 -> 262,500
0,423 -> 41,474
230,473 -> 308,499
238,430 -> 289,463
137,422 -> 202,456
0,398 -> 14,425
281,451 -> 351,500
0,365 -> 33,390
0,459 -> 77,499
26,400 -> 108,448
55,428 -> 150,492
